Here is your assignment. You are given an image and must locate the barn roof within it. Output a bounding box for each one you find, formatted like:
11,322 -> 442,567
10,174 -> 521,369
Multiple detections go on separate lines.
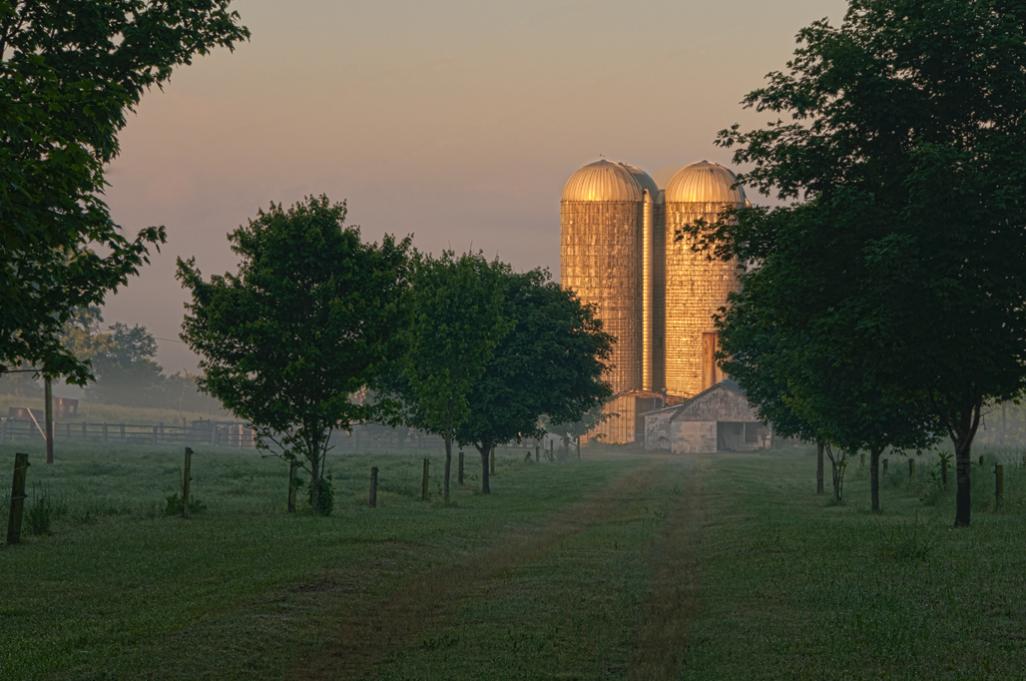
639,380 -> 750,420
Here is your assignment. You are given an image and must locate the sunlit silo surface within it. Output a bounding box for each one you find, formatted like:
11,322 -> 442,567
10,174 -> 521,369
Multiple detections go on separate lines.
559,159 -> 744,444
560,160 -> 644,444
663,161 -> 745,398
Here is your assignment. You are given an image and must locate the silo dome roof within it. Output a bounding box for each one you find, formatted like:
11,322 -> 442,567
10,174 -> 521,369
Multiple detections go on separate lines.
665,161 -> 745,204
562,160 -> 643,202
617,162 -> 661,200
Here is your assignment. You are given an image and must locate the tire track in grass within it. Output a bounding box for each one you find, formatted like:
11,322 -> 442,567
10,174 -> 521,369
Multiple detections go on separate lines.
295,459 -> 669,681
628,456 -> 707,681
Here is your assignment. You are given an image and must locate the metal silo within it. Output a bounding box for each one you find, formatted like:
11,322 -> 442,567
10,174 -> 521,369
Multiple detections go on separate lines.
560,160 -> 644,444
663,161 -> 745,399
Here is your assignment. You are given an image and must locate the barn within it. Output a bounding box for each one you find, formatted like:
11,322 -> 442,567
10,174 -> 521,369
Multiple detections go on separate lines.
643,380 -> 772,454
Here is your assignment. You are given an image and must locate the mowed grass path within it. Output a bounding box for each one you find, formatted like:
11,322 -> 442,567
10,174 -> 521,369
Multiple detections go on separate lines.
1,443 -> 1025,680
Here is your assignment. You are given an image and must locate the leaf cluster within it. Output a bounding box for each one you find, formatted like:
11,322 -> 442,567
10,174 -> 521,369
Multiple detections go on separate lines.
455,270 -> 613,452
0,1 -> 249,382
395,251 -> 511,443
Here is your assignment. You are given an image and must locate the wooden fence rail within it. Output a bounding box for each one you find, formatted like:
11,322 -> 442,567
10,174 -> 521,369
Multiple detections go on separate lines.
0,418 -> 257,448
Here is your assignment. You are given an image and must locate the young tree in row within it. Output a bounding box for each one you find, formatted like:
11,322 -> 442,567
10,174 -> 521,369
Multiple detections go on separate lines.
0,1 -> 247,384
397,252 -> 510,502
457,270 -> 612,494
693,0 -> 1026,525
178,197 -> 411,513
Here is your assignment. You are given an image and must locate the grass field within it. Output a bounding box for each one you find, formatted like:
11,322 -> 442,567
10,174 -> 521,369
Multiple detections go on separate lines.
1,441 -> 1025,680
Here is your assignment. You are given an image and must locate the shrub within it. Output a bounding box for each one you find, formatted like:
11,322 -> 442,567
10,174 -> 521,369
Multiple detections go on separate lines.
26,488 -> 67,536
163,493 -> 207,516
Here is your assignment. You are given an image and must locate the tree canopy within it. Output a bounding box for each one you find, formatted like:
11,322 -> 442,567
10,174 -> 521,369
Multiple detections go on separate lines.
690,0 -> 1026,525
396,251 -> 510,500
178,196 -> 411,512
456,269 -> 612,493
0,1 -> 248,383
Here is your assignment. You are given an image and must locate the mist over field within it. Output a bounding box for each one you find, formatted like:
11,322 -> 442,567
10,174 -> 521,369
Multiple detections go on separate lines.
4,1 -> 1026,679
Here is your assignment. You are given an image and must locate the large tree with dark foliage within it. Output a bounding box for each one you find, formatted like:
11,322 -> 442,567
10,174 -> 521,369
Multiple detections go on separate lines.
713,214 -> 939,510
457,269 -> 612,494
0,1 -> 248,383
178,197 -> 411,513
689,0 -> 1026,525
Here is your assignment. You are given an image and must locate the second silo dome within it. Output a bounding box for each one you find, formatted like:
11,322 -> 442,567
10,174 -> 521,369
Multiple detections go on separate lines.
663,161 -> 745,399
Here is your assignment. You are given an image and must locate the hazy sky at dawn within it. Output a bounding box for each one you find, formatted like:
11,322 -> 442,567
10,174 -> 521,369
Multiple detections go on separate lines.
103,0 -> 847,372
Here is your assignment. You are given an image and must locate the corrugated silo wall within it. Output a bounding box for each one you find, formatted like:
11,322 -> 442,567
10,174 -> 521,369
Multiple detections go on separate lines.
663,202 -> 739,399
560,200 -> 643,444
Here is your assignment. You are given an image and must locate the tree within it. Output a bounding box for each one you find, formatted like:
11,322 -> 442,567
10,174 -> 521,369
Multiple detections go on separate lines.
87,323 -> 166,405
456,269 -> 612,493
693,0 -> 1026,525
0,1 -> 248,384
694,195 -> 939,512
177,197 -> 411,513
397,252 -> 509,502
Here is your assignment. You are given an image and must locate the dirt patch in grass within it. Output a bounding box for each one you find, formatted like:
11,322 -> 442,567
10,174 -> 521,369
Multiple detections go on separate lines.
294,461 -> 667,680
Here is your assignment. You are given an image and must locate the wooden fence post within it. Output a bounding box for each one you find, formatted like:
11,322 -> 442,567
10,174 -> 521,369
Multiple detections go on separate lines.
287,459 -> 297,513
5,453 -> 29,545
182,447 -> 193,519
908,458 -> 915,481
369,466 -> 379,508
534,444 -> 540,463
44,377 -> 54,464
995,464 -> 1004,509
421,457 -> 430,501
120,423 -> 126,441
548,440 -> 554,461
490,449 -> 496,476
102,423 -> 109,443
882,459 -> 889,475
458,450 -> 464,486
576,438 -> 581,461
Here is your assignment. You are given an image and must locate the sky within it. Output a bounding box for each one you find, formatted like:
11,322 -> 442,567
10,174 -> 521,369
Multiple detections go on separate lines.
103,0 -> 848,372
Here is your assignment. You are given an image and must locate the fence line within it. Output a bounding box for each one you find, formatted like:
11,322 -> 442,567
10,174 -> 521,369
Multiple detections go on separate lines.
0,418 -> 257,448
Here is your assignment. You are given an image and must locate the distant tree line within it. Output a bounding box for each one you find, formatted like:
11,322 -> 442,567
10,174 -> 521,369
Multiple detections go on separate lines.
0,307 -> 226,415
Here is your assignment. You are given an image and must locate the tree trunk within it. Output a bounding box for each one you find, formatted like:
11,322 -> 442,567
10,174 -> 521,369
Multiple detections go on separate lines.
870,447 -> 882,513
816,440 -> 825,495
478,444 -> 491,494
443,436 -> 453,502
951,401 -> 982,528
954,438 -> 973,528
309,450 -> 322,511
830,450 -> 845,502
